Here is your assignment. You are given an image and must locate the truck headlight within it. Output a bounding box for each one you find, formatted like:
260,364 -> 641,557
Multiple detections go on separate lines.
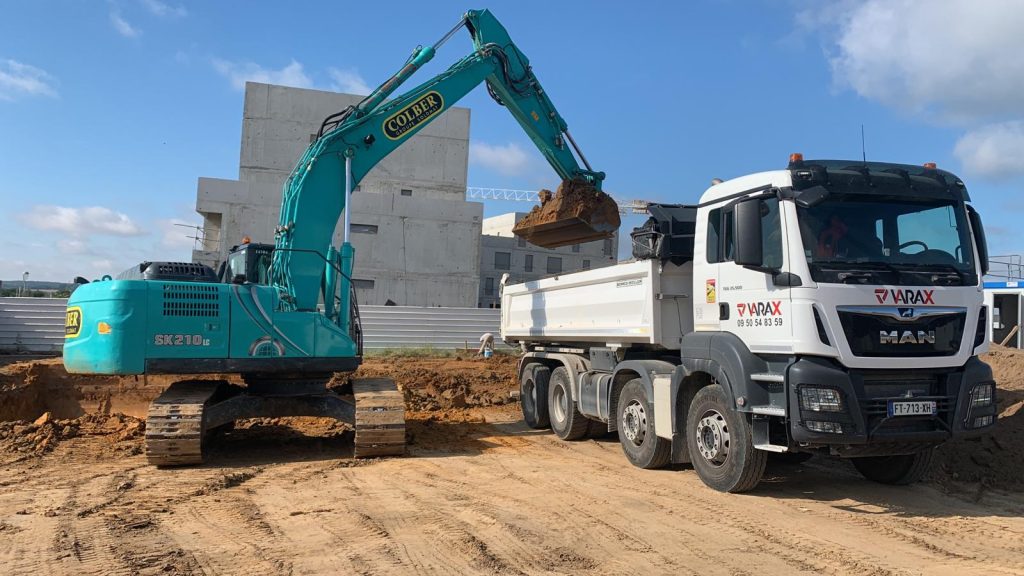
800,387 -> 843,412
969,383 -> 994,407
805,420 -> 844,434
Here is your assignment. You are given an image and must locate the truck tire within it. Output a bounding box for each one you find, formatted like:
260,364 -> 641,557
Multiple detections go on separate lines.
520,363 -> 550,429
616,379 -> 671,469
548,367 -> 589,440
686,384 -> 766,493
851,448 -> 934,485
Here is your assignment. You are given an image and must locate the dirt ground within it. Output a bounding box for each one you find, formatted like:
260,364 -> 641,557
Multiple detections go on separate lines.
1,350 -> 1022,575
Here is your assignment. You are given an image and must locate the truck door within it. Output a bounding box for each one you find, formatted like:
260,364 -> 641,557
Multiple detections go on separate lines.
714,195 -> 794,351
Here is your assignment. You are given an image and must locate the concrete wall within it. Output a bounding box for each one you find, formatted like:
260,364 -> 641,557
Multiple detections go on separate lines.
478,212 -> 618,308
194,82 -> 481,307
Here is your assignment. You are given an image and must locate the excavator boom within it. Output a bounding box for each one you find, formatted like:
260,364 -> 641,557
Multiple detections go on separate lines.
274,9 -> 616,311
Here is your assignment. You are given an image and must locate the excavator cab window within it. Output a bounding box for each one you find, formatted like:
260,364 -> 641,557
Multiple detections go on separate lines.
222,243 -> 274,285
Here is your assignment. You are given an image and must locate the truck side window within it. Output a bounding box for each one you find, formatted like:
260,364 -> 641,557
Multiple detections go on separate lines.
761,198 -> 783,269
722,208 -> 735,261
707,208 -> 722,263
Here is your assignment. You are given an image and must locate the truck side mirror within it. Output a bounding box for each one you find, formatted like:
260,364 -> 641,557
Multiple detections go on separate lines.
733,198 -> 763,268
967,205 -> 989,276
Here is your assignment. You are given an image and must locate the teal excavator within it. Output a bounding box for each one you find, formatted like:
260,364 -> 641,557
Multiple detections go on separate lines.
63,9 -> 618,465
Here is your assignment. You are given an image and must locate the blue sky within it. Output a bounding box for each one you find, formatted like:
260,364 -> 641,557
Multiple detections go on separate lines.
2,0 -> 1023,281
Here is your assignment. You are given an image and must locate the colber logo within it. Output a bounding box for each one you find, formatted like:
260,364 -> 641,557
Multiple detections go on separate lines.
383,91 -> 444,140
737,301 -> 782,317
874,288 -> 935,305
64,307 -> 82,338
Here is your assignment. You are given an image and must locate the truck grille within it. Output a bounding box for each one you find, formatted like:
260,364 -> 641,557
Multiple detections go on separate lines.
838,307 -> 965,357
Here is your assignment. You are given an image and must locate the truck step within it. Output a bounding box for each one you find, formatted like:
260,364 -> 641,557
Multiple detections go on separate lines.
750,405 -> 786,417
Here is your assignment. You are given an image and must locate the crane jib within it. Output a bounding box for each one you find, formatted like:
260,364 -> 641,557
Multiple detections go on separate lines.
383,91 -> 445,140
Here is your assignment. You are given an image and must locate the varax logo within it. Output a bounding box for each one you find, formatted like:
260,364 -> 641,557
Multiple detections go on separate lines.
880,330 -> 936,344
874,289 -> 935,305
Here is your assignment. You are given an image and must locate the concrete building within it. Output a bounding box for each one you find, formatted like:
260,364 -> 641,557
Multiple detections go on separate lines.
478,212 -> 618,307
193,82 -> 482,307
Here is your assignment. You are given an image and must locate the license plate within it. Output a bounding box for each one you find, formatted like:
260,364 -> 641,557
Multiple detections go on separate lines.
887,400 -> 937,417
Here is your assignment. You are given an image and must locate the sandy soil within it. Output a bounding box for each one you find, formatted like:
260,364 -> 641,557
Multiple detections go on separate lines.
1,352 -> 1022,575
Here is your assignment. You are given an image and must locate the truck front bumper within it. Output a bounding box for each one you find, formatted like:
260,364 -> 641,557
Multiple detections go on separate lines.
786,356 -> 996,456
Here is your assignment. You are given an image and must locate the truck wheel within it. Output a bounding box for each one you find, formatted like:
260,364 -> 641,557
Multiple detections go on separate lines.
548,367 -> 589,440
851,448 -> 934,485
686,384 -> 767,493
616,379 -> 671,469
520,363 -> 550,429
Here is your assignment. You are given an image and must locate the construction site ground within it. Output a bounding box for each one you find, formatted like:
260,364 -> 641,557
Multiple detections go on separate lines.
1,350 -> 1022,575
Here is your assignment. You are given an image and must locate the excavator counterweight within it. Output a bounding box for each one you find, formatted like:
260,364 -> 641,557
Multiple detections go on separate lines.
511,179 -> 620,248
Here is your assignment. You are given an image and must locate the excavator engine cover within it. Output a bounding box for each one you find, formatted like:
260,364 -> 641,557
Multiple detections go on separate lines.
512,179 -> 621,248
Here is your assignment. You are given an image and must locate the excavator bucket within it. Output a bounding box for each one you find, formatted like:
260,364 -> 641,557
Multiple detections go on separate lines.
512,179 -> 621,249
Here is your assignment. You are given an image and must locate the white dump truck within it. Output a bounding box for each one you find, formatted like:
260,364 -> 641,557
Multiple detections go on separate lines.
501,155 -> 997,492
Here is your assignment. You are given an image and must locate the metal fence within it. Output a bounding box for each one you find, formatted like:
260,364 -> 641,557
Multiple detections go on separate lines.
0,297 -> 67,353
0,297 -> 503,354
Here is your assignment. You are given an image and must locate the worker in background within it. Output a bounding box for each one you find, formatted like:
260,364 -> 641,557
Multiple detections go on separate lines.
477,332 -> 495,358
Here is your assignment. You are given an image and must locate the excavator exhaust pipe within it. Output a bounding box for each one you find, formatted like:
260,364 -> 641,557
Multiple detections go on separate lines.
512,179 -> 621,249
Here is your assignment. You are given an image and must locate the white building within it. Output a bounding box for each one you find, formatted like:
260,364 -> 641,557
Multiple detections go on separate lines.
478,212 -> 618,308
192,82 -> 482,307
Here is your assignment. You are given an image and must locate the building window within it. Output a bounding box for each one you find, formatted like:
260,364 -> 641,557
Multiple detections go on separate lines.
524,254 -> 533,272
547,257 -> 562,274
517,236 -> 526,248
400,188 -> 412,196
352,279 -> 375,289
484,277 -> 495,295
603,238 -> 613,256
351,223 -> 378,234
572,244 -> 580,253
582,259 -> 591,270
494,251 -> 511,270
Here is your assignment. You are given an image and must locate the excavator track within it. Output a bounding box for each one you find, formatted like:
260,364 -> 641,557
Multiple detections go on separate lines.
144,380 -> 223,467
352,377 -> 406,458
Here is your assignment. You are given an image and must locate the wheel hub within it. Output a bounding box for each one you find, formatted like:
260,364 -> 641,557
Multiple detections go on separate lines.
552,385 -> 567,423
695,410 -> 730,466
622,399 -> 647,445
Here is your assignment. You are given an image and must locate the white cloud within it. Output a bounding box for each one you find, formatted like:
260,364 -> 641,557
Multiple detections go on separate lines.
140,0 -> 186,18
954,121 -> 1024,180
825,0 -> 1024,122
212,58 -> 313,91
110,10 -> 142,38
327,68 -> 371,95
57,239 -> 91,255
0,59 -> 57,100
21,206 -> 145,237
470,142 -> 531,176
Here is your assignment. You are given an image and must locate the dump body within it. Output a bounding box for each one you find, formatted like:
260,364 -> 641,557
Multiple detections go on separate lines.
501,260 -> 692,347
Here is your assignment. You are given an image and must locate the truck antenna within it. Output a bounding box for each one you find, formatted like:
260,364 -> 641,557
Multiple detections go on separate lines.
861,124 -> 867,164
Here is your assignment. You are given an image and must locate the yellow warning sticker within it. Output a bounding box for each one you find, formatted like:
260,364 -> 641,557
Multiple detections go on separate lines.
705,279 -> 716,304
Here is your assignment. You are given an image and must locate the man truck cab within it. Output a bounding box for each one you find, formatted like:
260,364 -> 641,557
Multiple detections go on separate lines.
502,155 -> 995,492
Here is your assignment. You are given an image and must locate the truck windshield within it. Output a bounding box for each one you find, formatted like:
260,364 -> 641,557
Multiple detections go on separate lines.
796,195 -> 977,285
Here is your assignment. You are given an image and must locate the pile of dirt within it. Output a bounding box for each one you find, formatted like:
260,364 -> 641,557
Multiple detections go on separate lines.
511,179 -> 620,244
928,345 -> 1024,493
0,411 -> 144,458
353,355 -> 518,412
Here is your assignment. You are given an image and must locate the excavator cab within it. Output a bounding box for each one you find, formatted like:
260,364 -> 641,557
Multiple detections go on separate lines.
511,179 -> 621,248
220,241 -> 274,285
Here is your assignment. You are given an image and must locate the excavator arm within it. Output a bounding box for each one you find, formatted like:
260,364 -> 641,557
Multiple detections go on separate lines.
273,8 -> 616,312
